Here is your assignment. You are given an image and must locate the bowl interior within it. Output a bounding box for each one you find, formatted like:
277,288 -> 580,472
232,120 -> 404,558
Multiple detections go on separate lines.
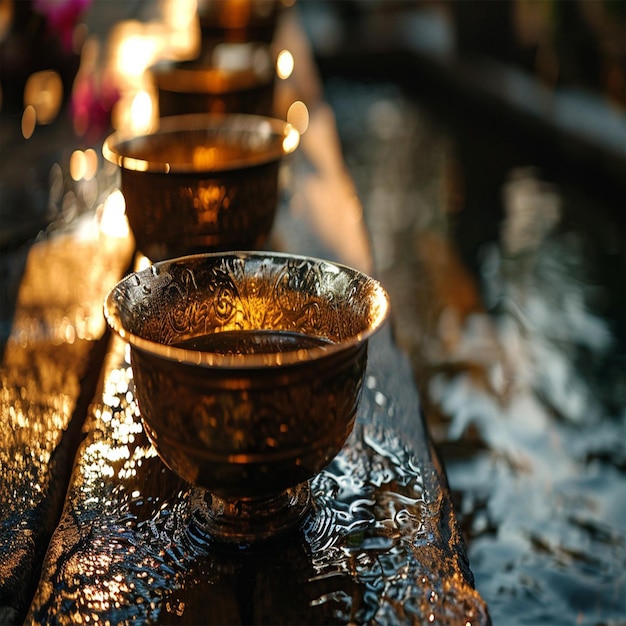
105,252 -> 390,368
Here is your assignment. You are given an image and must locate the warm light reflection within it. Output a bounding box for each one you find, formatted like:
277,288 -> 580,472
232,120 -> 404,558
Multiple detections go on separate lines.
276,49 -> 294,79
193,146 -> 218,168
161,0 -> 200,59
129,90 -> 154,134
84,148 -> 98,179
70,150 -> 86,181
162,0 -> 198,32
21,105 -> 36,139
287,100 -> 309,134
136,254 -> 152,271
23,69 -> 63,124
52,351 -> 160,620
99,190 -> 129,238
1,374 -> 74,511
282,123 -> 300,153
104,0 -> 199,133
116,34 -> 160,80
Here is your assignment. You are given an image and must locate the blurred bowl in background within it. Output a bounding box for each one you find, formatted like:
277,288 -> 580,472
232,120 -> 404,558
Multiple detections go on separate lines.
150,43 -> 275,118
102,113 -> 299,261
196,0 -> 283,49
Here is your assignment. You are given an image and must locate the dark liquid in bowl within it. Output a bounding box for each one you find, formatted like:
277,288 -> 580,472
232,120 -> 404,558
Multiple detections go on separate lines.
173,330 -> 333,355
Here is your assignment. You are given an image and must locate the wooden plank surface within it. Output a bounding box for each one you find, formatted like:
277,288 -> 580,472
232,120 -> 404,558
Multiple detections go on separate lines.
0,224 -> 135,624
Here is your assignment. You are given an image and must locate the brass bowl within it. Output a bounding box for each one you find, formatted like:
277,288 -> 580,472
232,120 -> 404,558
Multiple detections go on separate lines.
197,0 -> 282,47
102,113 -> 298,262
104,252 -> 390,541
151,45 -> 275,118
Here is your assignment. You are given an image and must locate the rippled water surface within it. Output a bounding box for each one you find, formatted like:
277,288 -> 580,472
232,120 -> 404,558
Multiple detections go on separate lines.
325,78 -> 626,625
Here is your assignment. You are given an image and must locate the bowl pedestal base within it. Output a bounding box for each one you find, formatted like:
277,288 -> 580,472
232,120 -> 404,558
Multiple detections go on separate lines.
199,482 -> 311,543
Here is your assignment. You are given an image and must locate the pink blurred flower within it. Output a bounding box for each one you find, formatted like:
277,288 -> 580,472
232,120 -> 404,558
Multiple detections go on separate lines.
71,68 -> 120,139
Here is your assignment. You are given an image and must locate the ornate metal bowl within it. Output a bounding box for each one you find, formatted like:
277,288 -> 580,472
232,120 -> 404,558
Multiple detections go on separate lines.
102,113 -> 298,262
150,46 -> 275,118
104,252 -> 390,541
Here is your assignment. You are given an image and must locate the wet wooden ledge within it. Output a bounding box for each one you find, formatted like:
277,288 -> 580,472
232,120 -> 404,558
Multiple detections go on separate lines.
1,122 -> 489,624
0,225 -> 135,624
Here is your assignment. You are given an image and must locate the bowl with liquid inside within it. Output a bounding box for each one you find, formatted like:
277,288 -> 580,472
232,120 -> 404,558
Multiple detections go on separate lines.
104,251 -> 390,542
102,113 -> 298,262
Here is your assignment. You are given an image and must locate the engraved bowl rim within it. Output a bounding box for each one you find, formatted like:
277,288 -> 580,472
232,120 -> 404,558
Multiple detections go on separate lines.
102,113 -> 297,174
103,251 -> 390,369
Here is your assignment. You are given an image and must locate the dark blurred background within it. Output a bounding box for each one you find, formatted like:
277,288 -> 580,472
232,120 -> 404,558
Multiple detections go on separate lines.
299,3 -> 626,625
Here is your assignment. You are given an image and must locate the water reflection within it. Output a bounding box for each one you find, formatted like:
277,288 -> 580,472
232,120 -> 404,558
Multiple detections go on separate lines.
442,172 -> 626,623
327,78 -> 626,626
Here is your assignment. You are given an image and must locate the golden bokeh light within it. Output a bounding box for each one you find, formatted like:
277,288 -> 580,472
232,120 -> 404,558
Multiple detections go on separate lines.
111,89 -> 155,135
99,190 -> 129,239
70,149 -> 98,182
287,100 -> 309,134
23,70 -> 63,125
276,49 -> 294,80
129,90 -> 154,134
21,105 -> 36,139
84,148 -> 98,180
282,123 -> 300,153
162,0 -> 198,31
115,33 -> 159,81
70,150 -> 87,181
161,0 -> 200,58
135,254 -> 152,271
